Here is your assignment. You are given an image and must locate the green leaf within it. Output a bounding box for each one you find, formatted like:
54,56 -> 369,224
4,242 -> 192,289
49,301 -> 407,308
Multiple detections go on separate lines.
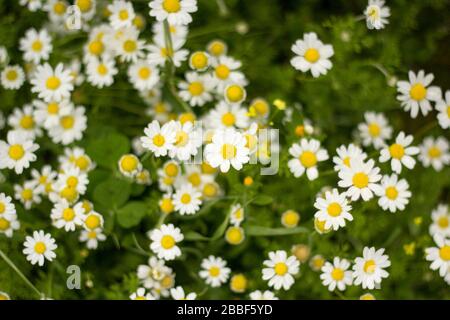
184,231 -> 211,242
251,195 -> 274,206
246,226 -> 309,236
93,177 -> 131,209
86,131 -> 130,168
116,202 -> 148,228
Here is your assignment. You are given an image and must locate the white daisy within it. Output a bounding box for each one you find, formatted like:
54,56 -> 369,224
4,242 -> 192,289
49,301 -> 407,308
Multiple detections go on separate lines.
358,112 -> 393,149
47,105 -> 87,145
173,183 -> 202,215
137,256 -> 170,289
19,28 -> 52,64
230,203 -> 245,226
23,230 -> 57,266
0,130 -> 39,174
0,193 -> 17,220
170,286 -> 196,300
149,0 -> 198,26
206,101 -> 249,129
287,138 -> 329,180
152,21 -> 188,42
86,55 -> 118,88
14,182 -> 41,210
199,255 -> 231,287
178,72 -> 215,107
290,32 -> 334,78
30,63 -> 74,102
141,120 -> 177,157
364,0 -> 390,30
376,174 -> 411,213
118,154 -> 142,178
249,290 -> 278,300
50,200 -> 84,231
74,0 -> 96,21
262,250 -> 300,290
333,143 -> 367,172
425,235 -> 450,277
79,228 -> 106,249
55,166 -> 89,196
114,27 -> 146,63
353,247 -> 390,289
379,131 -> 420,174
8,105 -> 42,140
189,51 -> 210,71
148,223 -> 184,261
396,70 -> 442,118
83,211 -> 104,231
314,188 -> 353,231
435,90 -> 450,129
33,99 -> 73,129
44,0 -> 68,22
320,257 -> 353,291
128,60 -> 160,92
0,214 -> 20,238
204,128 -> 250,173
211,56 -> 247,92
429,204 -> 450,238
130,288 -> 155,300
169,121 -> 202,161
108,0 -> 135,30
147,35 -> 189,67
418,136 -> 450,171
223,83 -> 247,105
338,158 -> 382,201
1,65 -> 25,90
59,147 -> 95,173
30,165 -> 57,195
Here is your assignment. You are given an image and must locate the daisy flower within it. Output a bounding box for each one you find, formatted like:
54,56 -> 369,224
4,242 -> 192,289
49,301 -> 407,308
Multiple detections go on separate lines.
204,128 -> 250,173
249,290 -> 278,300
310,254 -> 326,272
8,105 -> 42,140
44,0 -> 68,22
149,0 -> 198,26
0,130 -> 39,174
33,99 -> 73,129
137,256 -> 171,289
429,204 -> 450,238
30,165 -> 57,195
338,159 -> 382,201
333,143 -> 367,172
118,154 -> 142,178
206,101 -> 249,129
379,131 -> 420,174
47,105 -> 87,145
396,70 -> 442,118
75,0 -> 96,21
364,0 -> 390,30
418,136 -> 450,171
108,0 -> 135,30
159,193 -> 175,214
30,63 -> 74,102
130,288 -> 155,300
1,65 -> 25,90
224,83 -> 247,105
173,183 -> 202,215
0,214 -> 20,238
358,112 -> 393,149
189,51 -> 210,71
59,147 -> 95,173
19,28 -> 52,64
211,56 -> 247,92
128,60 -> 160,91
23,230 -> 57,266
147,35 -> 188,67
207,39 -> 228,58
50,200 -> 84,231
281,210 -> 300,228
225,226 -> 245,245
136,169 -> 152,185
169,121 -> 202,161
425,235 -> 450,277
287,138 -> 329,180
114,27 -> 146,63
14,182 -> 41,209
141,120 -> 177,157
55,166 -> 89,196
353,247 -> 390,289
148,223 -> 184,261
152,21 -> 188,42
230,203 -> 245,226
290,32 -> 334,78
83,211 -> 104,231
79,228 -> 106,249
178,72 -> 215,107
170,286 -> 197,300
199,255 -> 231,287
314,188 -> 353,231
435,90 -> 450,129
0,193 -> 16,220
262,250 -> 300,290
375,174 -> 411,213
86,55 -> 118,88
320,257 -> 353,291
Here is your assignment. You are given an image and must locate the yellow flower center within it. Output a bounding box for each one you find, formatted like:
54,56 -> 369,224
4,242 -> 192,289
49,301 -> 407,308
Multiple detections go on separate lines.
0,202 -> 5,214
230,274 -> 247,292
188,173 -> 201,187
32,40 -> 43,52
367,6 -> 379,19
221,112 -> 236,126
60,186 -> 78,202
174,130 -> 189,147
87,231 -> 97,239
226,85 -> 244,103
385,186 -> 398,200
118,9 -> 129,20
226,227 -> 244,245
34,242 -> 46,254
160,235 -> 176,249
410,83 -> 427,101
120,155 -> 138,172
179,112 -> 195,124
203,183 -> 218,197
153,134 -> 166,147
447,106 -> 450,118
160,47 -> 173,58
215,64 -> 230,80
76,0 -> 92,12
0,218 -> 10,231
209,41 -> 225,56
8,144 -> 25,160
20,115 -> 34,129
164,164 -> 178,178
138,67 -> 151,79
75,156 -> 90,170
190,52 -> 208,69
428,146 -> 441,158
97,64 -> 108,75
363,259 -> 376,274
180,193 -> 191,204
82,200 -> 92,214
304,48 -> 320,63
21,189 -> 33,201
274,262 -> 288,276
160,198 -> 174,214
6,70 -> 18,81
88,40 -> 104,55
85,214 -> 101,230
327,202 -> 342,217
60,115 -> 75,129
437,216 -> 449,228
123,40 -> 137,53
46,76 -> 61,90
299,151 -> 317,168
53,2 -> 67,15
62,208 -> 75,221
331,268 -> 344,281
66,176 -> 78,188
188,81 -> 204,96
162,0 -> 181,13
209,266 -> 220,277
133,15 -> 145,30
343,156 -> 351,167
368,123 -> 381,137
353,172 -> 369,188
389,143 -> 405,159
222,143 -> 237,160
282,210 -> 299,227
439,245 -> 450,261
47,102 -> 59,114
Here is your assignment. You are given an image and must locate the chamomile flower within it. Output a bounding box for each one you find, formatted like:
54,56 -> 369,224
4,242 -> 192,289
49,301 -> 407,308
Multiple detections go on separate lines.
47,105 -> 87,145
364,0 -> 390,30
1,65 -> 25,90
333,144 -> 367,172
0,130 -> 39,174
435,90 -> 450,129
178,72 -> 214,107
287,138 -> 329,180
338,159 -> 382,201
225,226 -> 245,245
396,70 -> 442,118
146,100 -> 173,123
149,223 -> 184,261
320,257 -> 353,291
118,154 -> 142,178
147,35 -> 189,67
55,166 -> 89,197
281,210 -> 301,228
115,27 -> 146,63
30,165 -> 57,195
86,55 -> 118,88
169,121 -> 202,161
206,101 -> 249,130
0,193 -> 16,220
130,288 -> 155,300
33,99 -> 73,129
108,0 -> 135,30
159,193 -> 175,214
23,230 -> 57,266
425,235 -> 450,277
8,105 -> 42,140
211,56 -> 246,92
170,286 -> 197,300
230,204 -> 245,226
44,0 -> 68,22
224,83 -> 247,105
199,255 -> 231,287
59,147 -> 95,173
358,112 -> 393,149
136,169 -> 152,185
75,0 -> 96,20
353,247 -> 390,289
79,228 -> 106,249
429,204 -> 450,238
262,250 -> 300,290
314,188 -> 353,231
0,215 -> 20,238
173,183 -> 202,215
19,28 -> 52,64
379,131 -> 420,174
152,21 -> 188,42
418,136 -> 450,171
249,290 -> 278,300
83,211 -> 104,231
204,128 -> 250,173
15,182 -> 41,209
50,200 -> 84,231
149,0 -> 198,26
31,63 -> 74,102
128,60 -> 160,91
207,40 -> 227,58
290,32 -> 334,78
189,51 -> 210,71
141,120 -> 177,157
376,174 -> 411,213
310,254 -> 326,272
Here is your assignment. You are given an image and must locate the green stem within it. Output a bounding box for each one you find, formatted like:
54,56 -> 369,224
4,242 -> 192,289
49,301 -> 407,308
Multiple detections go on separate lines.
0,249 -> 43,298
